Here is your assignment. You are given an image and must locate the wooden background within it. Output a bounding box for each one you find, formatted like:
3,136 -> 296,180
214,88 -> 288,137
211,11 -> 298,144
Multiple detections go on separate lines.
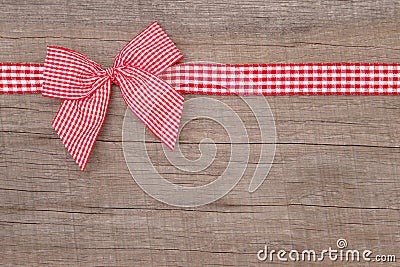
1,0 -> 399,266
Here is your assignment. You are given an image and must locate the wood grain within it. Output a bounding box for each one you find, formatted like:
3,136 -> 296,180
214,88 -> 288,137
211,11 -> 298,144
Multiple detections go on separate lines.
1,1 -> 399,266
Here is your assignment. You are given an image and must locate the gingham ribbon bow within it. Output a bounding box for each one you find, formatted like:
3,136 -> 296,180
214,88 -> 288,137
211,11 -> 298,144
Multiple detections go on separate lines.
41,22 -> 184,170
1,22 -> 400,171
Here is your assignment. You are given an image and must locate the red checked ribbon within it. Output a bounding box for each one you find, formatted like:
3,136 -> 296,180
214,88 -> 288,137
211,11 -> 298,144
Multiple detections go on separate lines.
1,22 -> 400,170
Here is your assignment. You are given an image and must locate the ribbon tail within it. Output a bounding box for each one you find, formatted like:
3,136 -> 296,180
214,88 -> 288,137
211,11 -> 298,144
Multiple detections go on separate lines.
118,71 -> 183,150
52,81 -> 111,171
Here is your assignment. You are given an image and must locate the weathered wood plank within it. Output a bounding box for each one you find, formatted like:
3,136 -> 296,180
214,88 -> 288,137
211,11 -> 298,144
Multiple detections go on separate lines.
1,1 -> 400,266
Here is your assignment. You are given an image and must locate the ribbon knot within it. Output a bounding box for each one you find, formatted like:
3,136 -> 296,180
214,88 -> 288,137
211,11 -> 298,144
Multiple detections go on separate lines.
40,22 -> 184,171
105,67 -> 116,82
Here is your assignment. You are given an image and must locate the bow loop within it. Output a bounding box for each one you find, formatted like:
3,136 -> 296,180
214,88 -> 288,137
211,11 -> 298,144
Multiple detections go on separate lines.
113,21 -> 183,75
42,46 -> 106,100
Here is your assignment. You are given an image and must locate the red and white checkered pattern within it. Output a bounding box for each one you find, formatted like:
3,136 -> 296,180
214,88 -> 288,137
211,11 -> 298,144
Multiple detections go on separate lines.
0,63 -> 43,94
0,22 -> 184,171
1,25 -> 400,171
160,63 -> 400,95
